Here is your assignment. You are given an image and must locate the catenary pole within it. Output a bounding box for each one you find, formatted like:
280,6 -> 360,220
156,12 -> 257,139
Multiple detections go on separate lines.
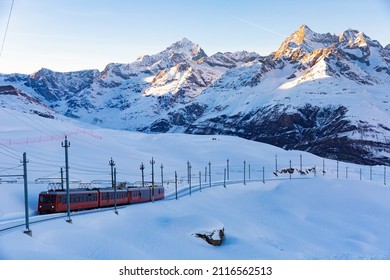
150,157 -> 155,202
175,171 -> 178,200
22,152 -> 32,236
62,136 -> 72,224
140,162 -> 145,188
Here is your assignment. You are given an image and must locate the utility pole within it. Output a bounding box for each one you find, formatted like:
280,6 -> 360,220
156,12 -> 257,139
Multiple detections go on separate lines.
160,164 -> 164,187
109,158 -> 115,188
323,159 -> 325,176
114,167 -> 118,215
175,171 -> 178,200
22,152 -> 32,236
275,155 -> 278,173
62,136 -> 72,224
60,167 -> 64,189
208,161 -> 211,188
188,162 -> 192,195
187,161 -> 190,184
140,162 -> 145,188
244,160 -> 246,185
150,157 -> 155,202
224,168 -> 226,188
262,166 -> 265,184
199,171 -> 202,192
226,159 -> 229,180
109,158 -> 117,214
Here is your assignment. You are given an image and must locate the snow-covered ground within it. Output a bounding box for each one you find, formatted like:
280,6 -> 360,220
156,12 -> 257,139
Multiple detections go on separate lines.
1,109 -> 390,261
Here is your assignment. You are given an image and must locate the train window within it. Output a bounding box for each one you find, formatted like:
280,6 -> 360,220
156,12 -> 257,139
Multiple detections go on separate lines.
57,196 -> 61,203
39,195 -> 50,203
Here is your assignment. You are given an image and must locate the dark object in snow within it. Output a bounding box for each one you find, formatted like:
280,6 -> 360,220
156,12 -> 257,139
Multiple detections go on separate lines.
195,228 -> 225,246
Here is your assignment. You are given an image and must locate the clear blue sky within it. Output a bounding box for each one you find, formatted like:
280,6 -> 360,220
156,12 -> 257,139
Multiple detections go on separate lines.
0,0 -> 389,74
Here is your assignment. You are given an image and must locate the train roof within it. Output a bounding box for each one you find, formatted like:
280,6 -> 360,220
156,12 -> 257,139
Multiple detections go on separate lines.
39,188 -> 99,195
39,185 -> 164,195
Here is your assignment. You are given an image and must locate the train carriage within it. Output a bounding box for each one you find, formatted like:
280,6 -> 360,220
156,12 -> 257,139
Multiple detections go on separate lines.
128,187 -> 152,203
152,186 -> 164,201
38,185 -> 165,215
128,186 -> 164,203
38,189 -> 99,214
98,188 -> 129,207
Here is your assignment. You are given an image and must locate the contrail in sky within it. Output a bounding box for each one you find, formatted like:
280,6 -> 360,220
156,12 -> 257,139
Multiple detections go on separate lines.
231,15 -> 286,38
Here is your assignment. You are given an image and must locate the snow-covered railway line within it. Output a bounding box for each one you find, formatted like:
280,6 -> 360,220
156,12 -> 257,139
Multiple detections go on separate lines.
164,176 -> 311,199
0,176 -> 310,235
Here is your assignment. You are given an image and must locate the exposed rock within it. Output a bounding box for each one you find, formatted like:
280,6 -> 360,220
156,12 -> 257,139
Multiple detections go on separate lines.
195,228 -> 225,246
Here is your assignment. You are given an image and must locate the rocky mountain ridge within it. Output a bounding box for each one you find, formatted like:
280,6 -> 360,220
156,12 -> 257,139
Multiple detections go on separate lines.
1,25 -> 390,165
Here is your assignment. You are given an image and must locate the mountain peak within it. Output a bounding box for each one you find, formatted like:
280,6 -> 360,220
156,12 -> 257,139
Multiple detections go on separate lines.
30,67 -> 53,77
132,38 -> 207,72
293,24 -> 315,44
274,25 -> 338,60
339,29 -> 371,48
166,37 -> 207,61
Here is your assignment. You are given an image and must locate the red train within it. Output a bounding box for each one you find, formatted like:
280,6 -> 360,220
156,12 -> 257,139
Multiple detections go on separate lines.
38,185 -> 164,215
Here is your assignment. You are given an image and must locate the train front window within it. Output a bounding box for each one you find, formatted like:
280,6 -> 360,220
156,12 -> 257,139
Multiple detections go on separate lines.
39,195 -> 51,203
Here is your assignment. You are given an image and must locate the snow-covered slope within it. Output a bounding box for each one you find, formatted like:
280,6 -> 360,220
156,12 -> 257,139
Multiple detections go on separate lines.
1,25 -> 390,165
0,110 -> 390,260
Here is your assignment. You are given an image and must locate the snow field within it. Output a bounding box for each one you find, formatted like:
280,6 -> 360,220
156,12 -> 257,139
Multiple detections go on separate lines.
0,110 -> 390,260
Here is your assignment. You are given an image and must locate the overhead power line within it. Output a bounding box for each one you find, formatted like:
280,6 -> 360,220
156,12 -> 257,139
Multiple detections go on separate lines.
0,0 -> 14,57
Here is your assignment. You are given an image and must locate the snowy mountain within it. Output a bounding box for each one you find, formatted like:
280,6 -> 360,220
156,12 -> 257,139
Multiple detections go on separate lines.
1,25 -> 390,165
